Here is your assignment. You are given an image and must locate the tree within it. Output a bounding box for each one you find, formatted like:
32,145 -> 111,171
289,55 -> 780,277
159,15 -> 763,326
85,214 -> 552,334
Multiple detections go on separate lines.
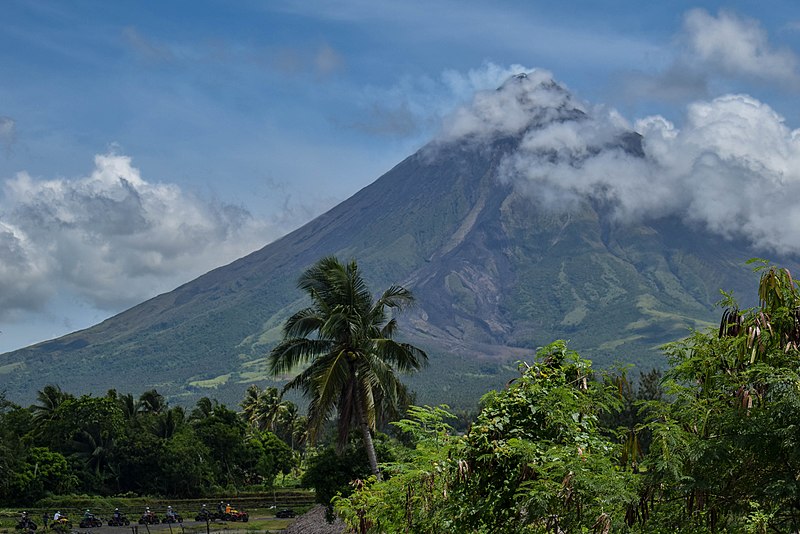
31,384 -> 72,425
305,433 -> 396,514
637,261 -> 800,532
333,405 -> 458,531
9,447 -> 77,503
335,342 -> 637,533
240,384 -> 288,432
138,389 -> 167,415
115,393 -> 141,425
249,430 -> 297,487
111,429 -> 164,495
41,395 -> 124,492
150,406 -> 185,439
0,393 -> 26,503
269,256 -> 427,480
160,427 -> 213,497
272,401 -> 310,451
189,397 -> 214,421
191,401 -> 253,488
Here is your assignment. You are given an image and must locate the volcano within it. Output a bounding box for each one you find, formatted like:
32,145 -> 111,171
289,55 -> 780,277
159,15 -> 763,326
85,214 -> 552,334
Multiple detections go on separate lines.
0,72 -> 785,408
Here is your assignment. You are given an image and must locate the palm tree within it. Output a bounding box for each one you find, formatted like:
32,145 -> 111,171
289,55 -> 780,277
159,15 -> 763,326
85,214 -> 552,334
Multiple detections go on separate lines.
269,256 -> 427,479
116,393 -> 141,423
151,407 -> 185,439
138,389 -> 167,415
240,385 -> 261,417
31,384 -> 72,423
72,426 -> 116,486
276,402 -> 306,450
189,397 -> 215,421
240,384 -> 287,432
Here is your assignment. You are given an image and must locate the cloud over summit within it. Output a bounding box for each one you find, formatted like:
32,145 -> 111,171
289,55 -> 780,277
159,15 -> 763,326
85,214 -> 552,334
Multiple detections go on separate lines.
442,71 -> 800,257
439,69 -> 586,141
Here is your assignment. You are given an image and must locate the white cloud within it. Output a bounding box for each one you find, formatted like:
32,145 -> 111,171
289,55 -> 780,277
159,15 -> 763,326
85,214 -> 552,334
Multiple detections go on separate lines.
438,69 -> 586,142
636,95 -> 800,251
457,73 -> 800,256
682,9 -> 800,84
0,153 -> 274,317
620,9 -> 800,109
0,221 -> 52,315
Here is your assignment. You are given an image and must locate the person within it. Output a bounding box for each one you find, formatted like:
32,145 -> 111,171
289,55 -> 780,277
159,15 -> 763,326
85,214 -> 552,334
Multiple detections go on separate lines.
217,501 -> 224,515
18,512 -> 34,531
41,512 -> 48,529
83,509 -> 92,519
113,508 -> 121,520
225,503 -> 231,514
166,506 -> 176,521
53,511 -> 62,521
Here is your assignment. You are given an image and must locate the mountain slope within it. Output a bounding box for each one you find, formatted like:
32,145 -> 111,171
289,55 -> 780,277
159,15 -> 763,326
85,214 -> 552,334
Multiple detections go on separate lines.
0,73 -> 789,408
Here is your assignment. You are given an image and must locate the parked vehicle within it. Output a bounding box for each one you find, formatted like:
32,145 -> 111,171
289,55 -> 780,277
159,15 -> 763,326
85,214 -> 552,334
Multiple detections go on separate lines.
275,509 -> 296,519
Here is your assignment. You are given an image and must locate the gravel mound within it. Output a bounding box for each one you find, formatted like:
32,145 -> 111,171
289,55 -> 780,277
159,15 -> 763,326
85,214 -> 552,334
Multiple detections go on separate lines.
283,505 -> 346,534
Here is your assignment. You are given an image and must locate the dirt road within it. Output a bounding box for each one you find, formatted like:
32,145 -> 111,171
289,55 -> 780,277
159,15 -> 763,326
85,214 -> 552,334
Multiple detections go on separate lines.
41,517 -> 291,534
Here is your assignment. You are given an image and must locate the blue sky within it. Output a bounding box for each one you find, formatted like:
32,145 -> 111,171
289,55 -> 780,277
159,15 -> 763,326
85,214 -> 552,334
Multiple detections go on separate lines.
1,0 -> 800,353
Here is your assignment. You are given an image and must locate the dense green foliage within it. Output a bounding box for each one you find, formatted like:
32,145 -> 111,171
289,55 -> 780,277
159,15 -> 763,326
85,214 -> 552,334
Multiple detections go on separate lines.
334,342 -> 638,532
0,388 -> 298,504
634,262 -> 800,532
301,433 -> 396,513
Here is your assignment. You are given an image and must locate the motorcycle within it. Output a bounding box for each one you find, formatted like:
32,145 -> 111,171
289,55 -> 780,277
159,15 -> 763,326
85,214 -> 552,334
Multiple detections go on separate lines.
108,514 -> 130,526
194,509 -> 212,522
161,513 -> 182,524
225,509 -> 249,522
138,512 -> 160,525
51,517 -> 72,533
15,516 -> 37,531
79,516 -> 102,528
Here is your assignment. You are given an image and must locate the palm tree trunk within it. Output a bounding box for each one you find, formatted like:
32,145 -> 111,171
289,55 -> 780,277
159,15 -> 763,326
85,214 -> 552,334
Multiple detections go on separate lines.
359,418 -> 382,482
354,388 -> 383,482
